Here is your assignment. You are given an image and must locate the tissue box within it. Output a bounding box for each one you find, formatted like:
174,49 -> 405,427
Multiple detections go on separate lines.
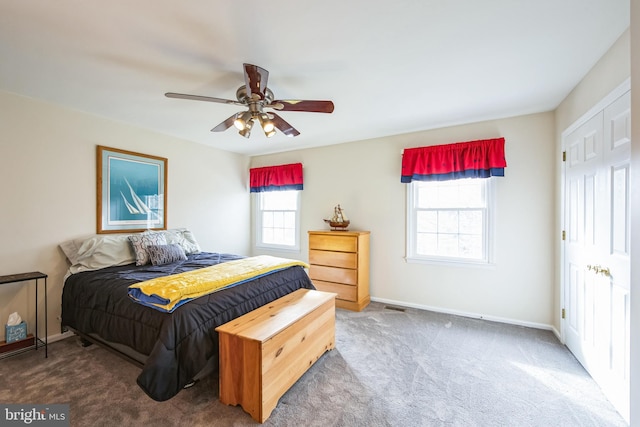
5,321 -> 27,343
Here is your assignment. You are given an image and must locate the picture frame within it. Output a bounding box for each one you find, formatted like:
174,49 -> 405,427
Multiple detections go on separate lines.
97,146 -> 167,234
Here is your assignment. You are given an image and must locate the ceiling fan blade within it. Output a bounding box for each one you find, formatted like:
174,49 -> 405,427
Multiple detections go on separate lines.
165,92 -> 244,106
270,113 -> 300,137
211,114 -> 237,132
243,63 -> 269,100
271,100 -> 334,113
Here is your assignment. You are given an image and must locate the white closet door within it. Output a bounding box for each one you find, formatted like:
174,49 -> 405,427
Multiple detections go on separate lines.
563,90 -> 630,422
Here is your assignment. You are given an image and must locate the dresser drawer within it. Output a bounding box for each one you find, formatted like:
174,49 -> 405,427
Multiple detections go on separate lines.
312,280 -> 357,302
309,265 -> 357,285
309,249 -> 357,269
309,234 -> 357,252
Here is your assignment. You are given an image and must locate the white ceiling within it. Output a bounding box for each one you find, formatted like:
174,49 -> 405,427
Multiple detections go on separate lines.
0,1 -> 630,156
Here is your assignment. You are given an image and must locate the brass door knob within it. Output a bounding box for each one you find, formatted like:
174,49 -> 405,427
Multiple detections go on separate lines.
586,264 -> 610,277
598,266 -> 611,277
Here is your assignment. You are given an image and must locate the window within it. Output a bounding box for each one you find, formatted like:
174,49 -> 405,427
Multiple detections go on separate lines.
407,178 -> 493,264
255,190 -> 301,251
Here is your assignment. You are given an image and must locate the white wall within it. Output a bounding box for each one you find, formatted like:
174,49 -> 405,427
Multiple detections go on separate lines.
0,90 -> 250,341
252,112 -> 556,328
556,29 -> 630,130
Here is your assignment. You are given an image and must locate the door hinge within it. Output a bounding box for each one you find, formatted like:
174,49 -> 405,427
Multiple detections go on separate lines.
562,308 -> 566,319
562,151 -> 566,162
562,230 -> 566,240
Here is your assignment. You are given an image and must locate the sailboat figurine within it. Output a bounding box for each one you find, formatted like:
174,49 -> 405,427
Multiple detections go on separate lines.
324,204 -> 350,231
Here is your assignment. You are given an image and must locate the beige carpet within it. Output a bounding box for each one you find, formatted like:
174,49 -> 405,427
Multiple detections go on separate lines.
0,302 -> 627,426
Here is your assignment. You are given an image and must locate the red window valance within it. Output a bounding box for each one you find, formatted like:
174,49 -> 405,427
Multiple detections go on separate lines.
250,163 -> 303,192
401,137 -> 506,183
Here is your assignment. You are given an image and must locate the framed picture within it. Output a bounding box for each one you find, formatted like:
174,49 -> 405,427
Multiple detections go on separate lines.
97,146 -> 167,233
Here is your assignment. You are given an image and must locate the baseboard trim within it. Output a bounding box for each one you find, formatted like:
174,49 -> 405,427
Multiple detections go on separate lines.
47,331 -> 75,344
370,296 -> 554,331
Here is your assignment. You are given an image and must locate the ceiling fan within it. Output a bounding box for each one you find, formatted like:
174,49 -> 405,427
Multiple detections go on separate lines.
165,63 -> 334,138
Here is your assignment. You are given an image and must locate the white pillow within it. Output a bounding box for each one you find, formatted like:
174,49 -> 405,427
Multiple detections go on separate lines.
60,234 -> 136,274
59,236 -> 90,266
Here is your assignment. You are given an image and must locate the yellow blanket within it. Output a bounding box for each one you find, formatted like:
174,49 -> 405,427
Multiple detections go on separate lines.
128,255 -> 309,312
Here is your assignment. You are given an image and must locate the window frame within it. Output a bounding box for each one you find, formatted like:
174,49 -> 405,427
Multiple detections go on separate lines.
254,190 -> 301,252
406,178 -> 495,266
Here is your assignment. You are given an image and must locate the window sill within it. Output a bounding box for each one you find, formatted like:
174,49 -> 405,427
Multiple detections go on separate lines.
404,256 -> 495,269
254,244 -> 301,253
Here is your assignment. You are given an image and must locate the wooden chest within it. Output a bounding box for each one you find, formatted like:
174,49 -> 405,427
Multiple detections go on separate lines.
215,289 -> 336,423
308,230 -> 370,311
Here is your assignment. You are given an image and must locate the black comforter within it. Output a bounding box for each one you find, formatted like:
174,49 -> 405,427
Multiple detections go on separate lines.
61,252 -> 314,401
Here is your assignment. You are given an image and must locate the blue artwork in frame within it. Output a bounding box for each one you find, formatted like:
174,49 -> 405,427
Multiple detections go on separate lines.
97,146 -> 167,233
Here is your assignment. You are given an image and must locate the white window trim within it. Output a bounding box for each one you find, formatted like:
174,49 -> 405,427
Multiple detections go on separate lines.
254,191 -> 301,252
405,179 -> 496,267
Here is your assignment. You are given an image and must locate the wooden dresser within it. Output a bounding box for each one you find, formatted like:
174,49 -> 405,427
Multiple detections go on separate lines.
308,230 -> 370,311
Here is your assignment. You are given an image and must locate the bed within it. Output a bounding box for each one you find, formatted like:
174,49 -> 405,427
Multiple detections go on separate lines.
60,230 -> 314,402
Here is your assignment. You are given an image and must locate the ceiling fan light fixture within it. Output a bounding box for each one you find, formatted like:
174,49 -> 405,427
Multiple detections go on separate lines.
234,111 -> 253,130
238,117 -> 253,138
258,113 -> 275,133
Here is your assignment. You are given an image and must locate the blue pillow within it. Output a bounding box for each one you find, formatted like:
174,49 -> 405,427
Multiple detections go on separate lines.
146,244 -> 187,266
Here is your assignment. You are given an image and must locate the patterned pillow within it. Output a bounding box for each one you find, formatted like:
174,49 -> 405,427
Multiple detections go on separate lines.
146,244 -> 187,266
163,228 -> 201,255
128,232 -> 167,266
180,230 -> 201,254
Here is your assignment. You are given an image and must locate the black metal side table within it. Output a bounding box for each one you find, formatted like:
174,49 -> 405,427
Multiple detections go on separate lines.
0,271 -> 47,359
